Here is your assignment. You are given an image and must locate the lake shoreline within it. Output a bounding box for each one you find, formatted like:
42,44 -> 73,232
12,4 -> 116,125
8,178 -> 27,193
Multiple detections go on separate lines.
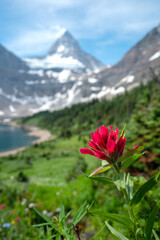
0,123 -> 54,157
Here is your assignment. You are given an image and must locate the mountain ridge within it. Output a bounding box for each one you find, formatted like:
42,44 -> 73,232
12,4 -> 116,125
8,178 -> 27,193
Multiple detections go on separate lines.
0,25 -> 160,119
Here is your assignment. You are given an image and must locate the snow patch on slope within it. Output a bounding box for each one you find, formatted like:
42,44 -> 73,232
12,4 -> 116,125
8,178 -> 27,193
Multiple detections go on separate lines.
9,105 -> 16,113
28,70 -> 44,77
120,75 -> 135,84
57,45 -> 65,53
88,78 -> 98,84
23,54 -> 85,70
58,70 -> 71,83
149,50 -> 160,61
0,111 -> 4,116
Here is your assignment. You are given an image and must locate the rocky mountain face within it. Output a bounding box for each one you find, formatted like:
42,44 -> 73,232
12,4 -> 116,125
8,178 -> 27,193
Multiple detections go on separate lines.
65,23 -> 160,102
0,25 -> 160,119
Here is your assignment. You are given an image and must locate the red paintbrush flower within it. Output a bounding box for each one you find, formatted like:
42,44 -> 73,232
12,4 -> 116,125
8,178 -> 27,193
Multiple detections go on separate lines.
15,217 -> 20,222
0,203 -> 6,210
80,125 -> 138,163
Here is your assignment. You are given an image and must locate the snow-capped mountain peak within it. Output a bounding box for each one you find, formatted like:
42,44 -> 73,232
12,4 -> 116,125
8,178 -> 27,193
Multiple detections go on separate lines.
23,30 -> 104,71
48,30 -> 80,56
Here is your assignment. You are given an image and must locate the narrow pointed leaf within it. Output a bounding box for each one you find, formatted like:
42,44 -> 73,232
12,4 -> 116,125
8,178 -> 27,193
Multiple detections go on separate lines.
152,230 -> 160,240
117,146 -> 144,163
32,223 -> 51,227
89,165 -> 111,177
59,204 -> 65,221
90,211 -> 133,230
82,171 -> 113,185
71,201 -> 88,226
89,176 -> 113,185
145,201 -> 160,240
130,176 -> 158,207
120,123 -> 127,137
105,221 -> 129,240
33,207 -> 52,226
120,153 -> 143,170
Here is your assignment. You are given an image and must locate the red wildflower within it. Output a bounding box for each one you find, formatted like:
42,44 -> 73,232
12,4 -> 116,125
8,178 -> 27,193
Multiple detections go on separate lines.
15,217 -> 20,222
80,125 -> 128,163
0,203 -> 6,210
11,210 -> 15,215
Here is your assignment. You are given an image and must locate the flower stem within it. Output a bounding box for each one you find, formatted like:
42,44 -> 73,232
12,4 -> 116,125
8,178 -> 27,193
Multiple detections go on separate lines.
112,162 -> 137,238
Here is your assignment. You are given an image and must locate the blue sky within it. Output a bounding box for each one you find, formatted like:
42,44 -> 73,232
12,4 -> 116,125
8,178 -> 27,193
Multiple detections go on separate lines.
0,0 -> 160,65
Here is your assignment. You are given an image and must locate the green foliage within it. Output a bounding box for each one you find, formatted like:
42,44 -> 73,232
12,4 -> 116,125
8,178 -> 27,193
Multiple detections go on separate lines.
105,221 -> 129,240
1,76 -> 160,239
145,201 -> 160,240
130,176 -> 158,207
89,211 -> 134,230
33,202 -> 93,240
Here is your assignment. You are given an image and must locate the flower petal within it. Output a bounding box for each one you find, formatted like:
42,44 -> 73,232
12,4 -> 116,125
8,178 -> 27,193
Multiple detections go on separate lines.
95,128 -> 106,147
117,137 -> 126,157
106,138 -> 116,154
100,126 -> 109,144
80,148 -> 94,156
115,126 -> 119,142
94,151 -> 107,160
88,141 -> 100,150
91,132 -> 96,142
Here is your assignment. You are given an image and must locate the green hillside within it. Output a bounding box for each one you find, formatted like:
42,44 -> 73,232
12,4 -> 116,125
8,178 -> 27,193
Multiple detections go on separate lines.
1,76 -> 160,239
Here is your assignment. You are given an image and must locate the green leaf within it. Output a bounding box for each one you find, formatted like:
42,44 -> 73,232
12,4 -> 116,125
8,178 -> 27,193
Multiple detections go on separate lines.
89,165 -> 111,177
102,160 -> 110,166
152,230 -> 160,240
113,173 -> 126,191
59,204 -> 65,221
130,176 -> 158,207
117,146 -> 144,163
125,173 -> 133,200
120,153 -> 143,170
145,201 -> 160,240
89,176 -> 114,185
71,201 -> 89,226
88,226 -> 105,240
82,171 -> 113,185
33,207 -> 52,227
90,211 -> 134,230
105,221 -> 129,240
32,223 -> 51,227
64,209 -> 74,220
120,123 -> 127,137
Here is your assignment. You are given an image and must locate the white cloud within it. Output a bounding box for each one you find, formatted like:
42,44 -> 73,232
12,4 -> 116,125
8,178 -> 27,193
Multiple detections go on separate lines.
2,0 -> 160,57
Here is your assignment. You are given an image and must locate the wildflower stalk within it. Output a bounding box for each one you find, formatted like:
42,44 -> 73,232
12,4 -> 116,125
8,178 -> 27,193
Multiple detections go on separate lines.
80,125 -> 156,239
113,161 -> 137,238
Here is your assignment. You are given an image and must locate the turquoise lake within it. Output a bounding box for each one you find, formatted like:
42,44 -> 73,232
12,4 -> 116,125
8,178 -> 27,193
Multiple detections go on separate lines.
0,124 -> 37,152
